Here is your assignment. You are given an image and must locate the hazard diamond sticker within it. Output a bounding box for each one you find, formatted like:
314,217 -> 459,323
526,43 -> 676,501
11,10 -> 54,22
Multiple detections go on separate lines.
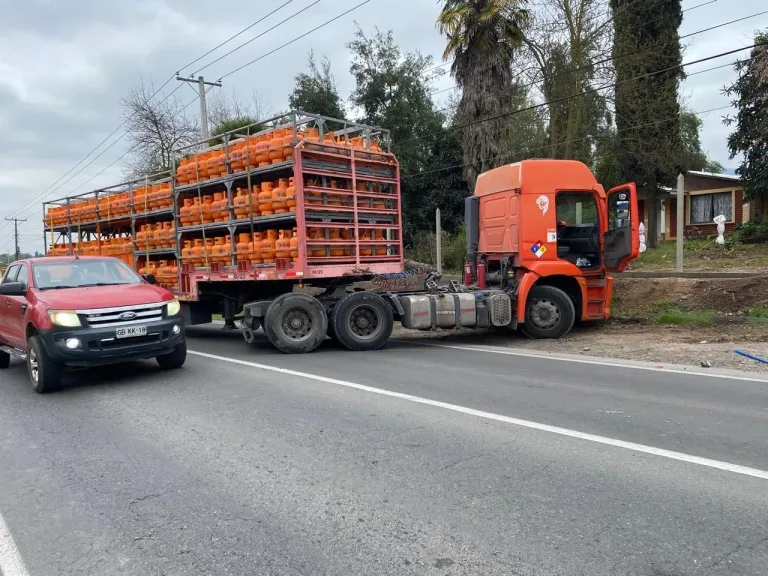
531,241 -> 547,259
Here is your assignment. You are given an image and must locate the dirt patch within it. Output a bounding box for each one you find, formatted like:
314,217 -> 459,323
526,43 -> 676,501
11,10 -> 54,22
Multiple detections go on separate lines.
612,276 -> 768,316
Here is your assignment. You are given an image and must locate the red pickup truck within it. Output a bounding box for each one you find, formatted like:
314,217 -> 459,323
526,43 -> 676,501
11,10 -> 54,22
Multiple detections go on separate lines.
0,256 -> 186,393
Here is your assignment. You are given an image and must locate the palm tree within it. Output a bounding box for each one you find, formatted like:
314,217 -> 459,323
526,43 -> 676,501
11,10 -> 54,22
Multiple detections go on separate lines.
437,0 -> 529,188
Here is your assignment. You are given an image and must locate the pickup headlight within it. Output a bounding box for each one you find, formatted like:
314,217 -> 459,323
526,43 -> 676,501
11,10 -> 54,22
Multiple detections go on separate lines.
166,299 -> 181,316
48,310 -> 82,327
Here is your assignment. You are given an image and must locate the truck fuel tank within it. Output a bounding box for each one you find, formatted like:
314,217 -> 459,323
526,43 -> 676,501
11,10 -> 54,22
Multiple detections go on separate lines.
399,293 -> 477,330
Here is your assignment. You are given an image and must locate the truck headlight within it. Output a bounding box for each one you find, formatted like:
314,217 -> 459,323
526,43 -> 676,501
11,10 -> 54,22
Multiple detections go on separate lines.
48,310 -> 82,327
166,299 -> 181,316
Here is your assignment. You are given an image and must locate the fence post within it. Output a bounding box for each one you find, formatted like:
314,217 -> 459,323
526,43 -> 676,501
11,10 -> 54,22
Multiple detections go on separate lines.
676,173 -> 684,271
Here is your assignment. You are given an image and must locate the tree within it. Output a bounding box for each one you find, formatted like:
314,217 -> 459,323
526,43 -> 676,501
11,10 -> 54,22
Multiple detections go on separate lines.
437,0 -> 530,189
724,31 -> 768,221
121,80 -> 199,177
610,0 -> 684,247
347,27 -> 466,242
288,51 -> 346,119
679,108 -> 724,173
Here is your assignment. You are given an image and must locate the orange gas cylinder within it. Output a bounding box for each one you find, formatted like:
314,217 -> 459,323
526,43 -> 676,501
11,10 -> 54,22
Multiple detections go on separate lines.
359,228 -> 373,256
305,178 -> 322,205
282,128 -> 294,161
322,131 -> 335,146
161,221 -> 174,248
135,225 -> 149,250
236,233 -> 252,263
197,152 -> 211,181
230,141 -> 246,172
372,183 -> 387,209
201,195 -> 214,224
261,230 -> 277,264
134,187 -> 147,213
211,192 -> 227,222
327,180 -> 343,207
289,228 -> 299,261
255,133 -> 271,166
191,239 -> 204,267
272,179 -> 288,214
151,223 -> 164,249
179,198 -> 194,226
191,197 -> 203,225
207,148 -> 225,178
307,227 -> 326,257
233,188 -> 248,219
258,182 -> 274,215
187,156 -> 200,184
275,230 -> 291,260
203,238 -> 215,266
303,127 -> 319,143
212,237 -> 227,263
244,136 -> 259,169
161,183 -> 174,209
286,177 -> 296,211
250,232 -> 263,264
374,229 -> 387,255
181,240 -> 194,262
269,129 -> 285,164
329,228 -> 344,257
176,158 -> 189,185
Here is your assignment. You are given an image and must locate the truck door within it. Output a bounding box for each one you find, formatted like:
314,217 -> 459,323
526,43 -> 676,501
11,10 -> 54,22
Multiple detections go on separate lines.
0,265 -> 20,346
4,264 -> 29,349
603,183 -> 639,271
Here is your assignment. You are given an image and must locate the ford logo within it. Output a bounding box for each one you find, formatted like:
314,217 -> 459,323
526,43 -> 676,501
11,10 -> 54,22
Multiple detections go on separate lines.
119,312 -> 137,321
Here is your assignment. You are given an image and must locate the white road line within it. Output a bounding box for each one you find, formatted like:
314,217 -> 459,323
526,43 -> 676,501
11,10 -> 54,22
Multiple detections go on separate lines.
188,350 -> 768,481
399,340 -> 768,382
0,511 -> 30,576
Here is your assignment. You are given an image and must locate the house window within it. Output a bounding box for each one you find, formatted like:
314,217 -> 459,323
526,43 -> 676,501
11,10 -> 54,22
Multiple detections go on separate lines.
690,192 -> 732,224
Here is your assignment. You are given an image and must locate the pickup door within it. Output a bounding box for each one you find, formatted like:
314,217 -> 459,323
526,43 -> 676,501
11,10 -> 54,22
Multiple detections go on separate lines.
1,264 -> 29,349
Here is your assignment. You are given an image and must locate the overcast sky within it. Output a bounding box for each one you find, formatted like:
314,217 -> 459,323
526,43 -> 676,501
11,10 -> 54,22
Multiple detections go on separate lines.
0,0 -> 762,251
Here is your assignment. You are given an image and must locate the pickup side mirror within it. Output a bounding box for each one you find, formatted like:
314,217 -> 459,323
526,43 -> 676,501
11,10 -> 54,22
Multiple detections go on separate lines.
0,282 -> 26,296
143,273 -> 157,285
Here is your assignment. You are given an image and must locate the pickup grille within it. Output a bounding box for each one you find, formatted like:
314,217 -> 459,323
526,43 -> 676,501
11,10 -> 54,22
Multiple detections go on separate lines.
77,302 -> 166,329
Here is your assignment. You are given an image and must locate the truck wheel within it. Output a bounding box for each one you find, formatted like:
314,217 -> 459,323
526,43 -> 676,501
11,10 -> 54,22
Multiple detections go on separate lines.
27,335 -> 61,394
331,292 -> 393,351
522,285 -> 576,339
156,341 -> 187,370
0,350 -> 9,369
264,293 -> 328,354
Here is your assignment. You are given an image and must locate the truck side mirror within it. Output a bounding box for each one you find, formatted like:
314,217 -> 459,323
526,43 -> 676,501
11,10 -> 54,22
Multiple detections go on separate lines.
0,281 -> 26,296
143,274 -> 157,285
615,192 -> 630,221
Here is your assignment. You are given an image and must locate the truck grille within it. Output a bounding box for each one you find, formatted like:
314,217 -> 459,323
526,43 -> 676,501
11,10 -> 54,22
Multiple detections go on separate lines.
77,302 -> 166,329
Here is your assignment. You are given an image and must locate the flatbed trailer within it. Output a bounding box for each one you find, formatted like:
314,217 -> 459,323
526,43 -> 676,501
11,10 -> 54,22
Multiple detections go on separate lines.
44,111 -> 639,354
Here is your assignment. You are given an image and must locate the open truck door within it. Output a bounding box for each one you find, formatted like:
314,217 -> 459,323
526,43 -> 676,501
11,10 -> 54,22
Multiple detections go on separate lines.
603,183 -> 639,272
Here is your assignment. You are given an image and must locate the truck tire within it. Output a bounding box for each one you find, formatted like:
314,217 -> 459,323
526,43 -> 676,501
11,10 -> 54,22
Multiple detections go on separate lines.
522,285 -> 576,339
330,292 -> 393,351
156,341 -> 187,370
0,350 -> 9,369
264,293 -> 328,354
27,335 -> 61,394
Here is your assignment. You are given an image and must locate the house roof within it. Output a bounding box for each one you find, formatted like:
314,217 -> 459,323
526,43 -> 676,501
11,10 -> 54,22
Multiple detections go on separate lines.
687,170 -> 741,182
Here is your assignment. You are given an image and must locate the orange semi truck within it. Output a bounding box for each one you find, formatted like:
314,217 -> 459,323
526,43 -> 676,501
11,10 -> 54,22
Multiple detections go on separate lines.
43,112 -> 639,353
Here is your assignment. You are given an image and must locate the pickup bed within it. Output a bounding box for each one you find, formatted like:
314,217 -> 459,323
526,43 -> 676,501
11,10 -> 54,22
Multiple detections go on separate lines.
0,256 -> 186,393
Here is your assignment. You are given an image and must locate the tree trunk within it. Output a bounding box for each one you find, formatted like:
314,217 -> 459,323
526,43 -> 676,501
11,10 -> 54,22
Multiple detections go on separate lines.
646,177 -> 659,249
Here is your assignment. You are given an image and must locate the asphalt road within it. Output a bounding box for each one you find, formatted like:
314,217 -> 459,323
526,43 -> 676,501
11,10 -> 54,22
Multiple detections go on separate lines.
0,325 -> 766,575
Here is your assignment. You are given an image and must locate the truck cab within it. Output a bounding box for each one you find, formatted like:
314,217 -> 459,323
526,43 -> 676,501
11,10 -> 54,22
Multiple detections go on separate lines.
465,159 -> 639,338
0,256 -> 187,393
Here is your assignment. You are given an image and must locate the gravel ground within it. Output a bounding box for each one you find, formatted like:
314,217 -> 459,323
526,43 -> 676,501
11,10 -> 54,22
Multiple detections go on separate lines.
393,322 -> 768,374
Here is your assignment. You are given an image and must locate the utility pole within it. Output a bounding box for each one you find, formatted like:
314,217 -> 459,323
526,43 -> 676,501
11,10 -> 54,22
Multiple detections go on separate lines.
176,75 -> 222,140
5,217 -> 27,261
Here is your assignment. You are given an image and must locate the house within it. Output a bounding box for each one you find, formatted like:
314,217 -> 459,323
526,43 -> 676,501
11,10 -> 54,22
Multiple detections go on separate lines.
639,171 -> 757,241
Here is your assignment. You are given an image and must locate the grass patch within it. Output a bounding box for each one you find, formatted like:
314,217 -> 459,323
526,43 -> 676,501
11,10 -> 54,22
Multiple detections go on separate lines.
745,305 -> 768,319
630,239 -> 768,271
650,302 -> 716,326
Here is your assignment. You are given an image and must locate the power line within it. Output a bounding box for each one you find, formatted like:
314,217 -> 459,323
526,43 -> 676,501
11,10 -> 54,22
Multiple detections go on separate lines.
218,0 -> 372,80
178,0 -> 296,74
403,104 -> 732,181
398,42 -> 763,147
425,0 -> 718,76
191,0 -> 324,77
429,5 -> 764,108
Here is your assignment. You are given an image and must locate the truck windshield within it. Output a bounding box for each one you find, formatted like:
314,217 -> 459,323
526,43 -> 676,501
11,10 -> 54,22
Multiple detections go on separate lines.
33,260 -> 143,290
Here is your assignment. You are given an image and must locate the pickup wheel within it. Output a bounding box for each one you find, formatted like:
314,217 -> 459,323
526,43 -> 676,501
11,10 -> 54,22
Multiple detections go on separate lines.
0,350 -> 9,369
27,335 -> 61,394
522,285 -> 576,339
156,341 -> 187,370
330,292 -> 393,351
264,293 -> 327,354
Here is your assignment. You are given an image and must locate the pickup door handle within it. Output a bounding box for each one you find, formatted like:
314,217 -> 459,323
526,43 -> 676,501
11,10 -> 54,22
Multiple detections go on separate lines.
21,304 -> 27,314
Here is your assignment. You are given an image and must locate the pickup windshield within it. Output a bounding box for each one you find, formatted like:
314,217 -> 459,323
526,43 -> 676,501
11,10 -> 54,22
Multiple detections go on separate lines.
32,259 -> 143,290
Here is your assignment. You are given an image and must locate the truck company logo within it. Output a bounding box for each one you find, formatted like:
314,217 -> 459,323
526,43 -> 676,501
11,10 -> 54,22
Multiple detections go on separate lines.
536,195 -> 549,215
531,241 -> 547,259
118,312 -> 138,321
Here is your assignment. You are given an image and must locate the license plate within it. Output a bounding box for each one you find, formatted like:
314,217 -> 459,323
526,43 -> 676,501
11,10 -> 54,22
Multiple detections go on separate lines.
116,326 -> 147,339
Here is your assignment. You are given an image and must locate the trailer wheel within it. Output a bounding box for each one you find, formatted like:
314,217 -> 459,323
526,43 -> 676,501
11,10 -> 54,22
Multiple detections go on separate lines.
522,285 -> 576,339
331,292 -> 393,351
264,293 -> 328,354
